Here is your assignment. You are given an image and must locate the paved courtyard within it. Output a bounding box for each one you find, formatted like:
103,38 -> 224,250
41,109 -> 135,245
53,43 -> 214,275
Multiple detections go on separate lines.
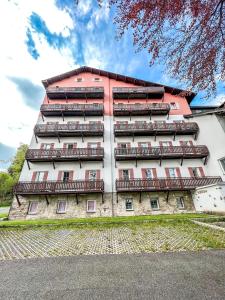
0,221 -> 225,260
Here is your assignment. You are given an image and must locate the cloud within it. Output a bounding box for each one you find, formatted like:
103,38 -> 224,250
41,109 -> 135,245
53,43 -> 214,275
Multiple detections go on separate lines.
7,77 -> 44,109
0,143 -> 16,172
26,28 -> 40,60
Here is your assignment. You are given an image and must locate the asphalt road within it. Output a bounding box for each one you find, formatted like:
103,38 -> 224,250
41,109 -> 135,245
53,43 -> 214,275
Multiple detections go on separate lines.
0,250 -> 225,300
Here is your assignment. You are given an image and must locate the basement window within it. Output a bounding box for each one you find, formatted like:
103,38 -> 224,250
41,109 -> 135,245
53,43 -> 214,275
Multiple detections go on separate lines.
57,201 -> 67,214
150,198 -> 159,210
87,200 -> 96,212
125,199 -> 133,211
176,197 -> 185,209
28,202 -> 38,215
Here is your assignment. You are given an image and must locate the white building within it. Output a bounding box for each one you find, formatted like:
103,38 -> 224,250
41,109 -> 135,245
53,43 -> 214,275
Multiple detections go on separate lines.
9,67 -> 223,219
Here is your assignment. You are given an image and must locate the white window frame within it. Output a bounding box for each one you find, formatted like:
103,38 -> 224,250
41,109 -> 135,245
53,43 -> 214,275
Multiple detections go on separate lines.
125,199 -> 133,211
168,168 -> 176,178
75,77 -> 83,82
219,157 -> 225,174
145,169 -> 153,179
139,142 -> 149,148
89,170 -> 97,180
28,202 -> 38,215
170,102 -> 179,110
57,200 -> 67,214
62,171 -> 70,182
41,143 -> 52,150
122,169 -> 130,180
35,171 -> 45,182
176,197 -> 185,209
92,77 -> 102,82
150,198 -> 159,210
87,200 -> 96,212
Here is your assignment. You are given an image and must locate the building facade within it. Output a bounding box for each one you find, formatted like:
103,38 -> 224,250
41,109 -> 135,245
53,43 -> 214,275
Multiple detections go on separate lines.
9,67 -> 222,220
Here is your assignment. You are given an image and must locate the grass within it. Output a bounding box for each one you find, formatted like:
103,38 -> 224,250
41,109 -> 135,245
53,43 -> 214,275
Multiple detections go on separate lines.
0,213 -> 213,229
0,213 -> 8,219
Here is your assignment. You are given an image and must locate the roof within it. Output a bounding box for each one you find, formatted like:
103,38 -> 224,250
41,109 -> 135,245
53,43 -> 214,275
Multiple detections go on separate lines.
190,101 -> 225,110
185,107 -> 225,118
42,66 -> 196,103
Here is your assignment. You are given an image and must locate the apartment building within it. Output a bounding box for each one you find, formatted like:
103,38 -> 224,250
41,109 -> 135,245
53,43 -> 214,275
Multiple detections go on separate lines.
9,66 -> 222,219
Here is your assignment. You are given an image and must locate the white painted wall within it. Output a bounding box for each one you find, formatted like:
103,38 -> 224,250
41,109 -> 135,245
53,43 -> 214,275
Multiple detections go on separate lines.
193,183 -> 225,212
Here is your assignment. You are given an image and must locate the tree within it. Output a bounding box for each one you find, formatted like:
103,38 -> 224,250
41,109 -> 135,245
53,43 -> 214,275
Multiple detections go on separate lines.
0,172 -> 15,203
108,0 -> 225,96
8,144 -> 28,182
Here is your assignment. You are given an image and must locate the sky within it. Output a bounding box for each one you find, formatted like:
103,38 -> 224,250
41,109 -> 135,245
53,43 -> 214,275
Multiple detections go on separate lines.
0,0 -> 224,171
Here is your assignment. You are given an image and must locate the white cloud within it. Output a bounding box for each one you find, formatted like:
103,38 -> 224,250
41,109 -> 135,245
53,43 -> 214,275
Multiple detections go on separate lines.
87,0 -> 109,31
0,0 -> 77,149
77,0 -> 92,16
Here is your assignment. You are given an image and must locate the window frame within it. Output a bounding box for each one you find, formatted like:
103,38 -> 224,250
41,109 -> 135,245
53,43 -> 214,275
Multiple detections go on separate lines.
176,197 -> 185,209
125,199 -> 133,211
62,171 -> 70,182
87,200 -> 96,213
28,201 -> 38,215
57,200 -> 67,214
150,198 -> 160,210
35,171 -> 45,182
168,168 -> 176,178
170,102 -> 179,110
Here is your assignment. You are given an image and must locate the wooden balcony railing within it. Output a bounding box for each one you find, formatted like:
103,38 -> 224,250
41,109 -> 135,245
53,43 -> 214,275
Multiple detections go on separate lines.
14,180 -> 104,195
34,123 -> 104,137
114,122 -> 199,137
113,87 -> 165,99
26,148 -> 104,162
114,146 -> 209,161
113,103 -> 170,116
116,177 -> 222,192
40,104 -> 104,116
46,87 -> 104,99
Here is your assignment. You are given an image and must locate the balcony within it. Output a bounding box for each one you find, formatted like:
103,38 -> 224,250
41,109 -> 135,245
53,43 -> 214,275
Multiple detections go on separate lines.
40,104 -> 104,117
112,87 -> 164,99
46,87 -> 104,99
14,180 -> 104,195
113,103 -> 170,116
116,177 -> 222,192
114,122 -> 199,139
114,146 -> 209,162
34,123 -> 104,138
26,148 -> 104,163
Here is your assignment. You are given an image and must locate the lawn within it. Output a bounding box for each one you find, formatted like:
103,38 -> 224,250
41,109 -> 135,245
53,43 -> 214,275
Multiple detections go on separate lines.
0,213 -> 214,228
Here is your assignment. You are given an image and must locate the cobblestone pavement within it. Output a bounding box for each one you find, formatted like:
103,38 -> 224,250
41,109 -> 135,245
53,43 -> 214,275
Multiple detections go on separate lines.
0,222 -> 225,260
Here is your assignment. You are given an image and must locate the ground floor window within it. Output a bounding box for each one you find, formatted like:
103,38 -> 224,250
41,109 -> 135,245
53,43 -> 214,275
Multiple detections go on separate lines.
28,202 -> 38,215
57,200 -> 67,214
87,200 -> 96,212
150,198 -> 159,210
176,197 -> 185,209
125,199 -> 133,211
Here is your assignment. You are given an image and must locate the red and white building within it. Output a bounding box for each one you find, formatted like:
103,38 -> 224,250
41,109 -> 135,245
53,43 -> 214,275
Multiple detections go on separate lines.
9,67 -> 222,219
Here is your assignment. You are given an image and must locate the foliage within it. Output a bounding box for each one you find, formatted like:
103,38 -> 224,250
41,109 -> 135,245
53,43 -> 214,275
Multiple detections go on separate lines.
108,0 -> 225,97
8,144 -> 28,181
0,172 -> 14,202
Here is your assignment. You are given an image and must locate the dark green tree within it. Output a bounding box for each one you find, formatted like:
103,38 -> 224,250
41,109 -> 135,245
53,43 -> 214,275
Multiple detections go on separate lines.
8,144 -> 28,181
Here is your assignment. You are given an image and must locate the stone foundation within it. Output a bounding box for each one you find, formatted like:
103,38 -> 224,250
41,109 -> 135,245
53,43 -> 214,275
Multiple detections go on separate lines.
9,191 -> 195,220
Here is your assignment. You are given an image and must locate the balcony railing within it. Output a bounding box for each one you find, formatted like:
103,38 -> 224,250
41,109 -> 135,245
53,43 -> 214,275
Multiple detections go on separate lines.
40,104 -> 104,116
26,148 -> 104,162
113,87 -> 164,99
14,180 -> 104,195
34,123 -> 104,137
114,146 -> 209,161
116,177 -> 222,192
113,103 -> 170,116
114,122 -> 199,137
46,87 -> 104,99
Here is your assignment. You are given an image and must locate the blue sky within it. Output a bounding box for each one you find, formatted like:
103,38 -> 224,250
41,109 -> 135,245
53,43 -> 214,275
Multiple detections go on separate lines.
0,0 -> 224,170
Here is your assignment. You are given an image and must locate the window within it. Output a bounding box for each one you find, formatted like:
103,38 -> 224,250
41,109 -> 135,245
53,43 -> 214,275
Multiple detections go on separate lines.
168,168 -> 176,178
41,144 -> 51,150
170,102 -> 179,110
93,77 -> 101,82
35,171 -> 45,182
176,197 -> 185,209
191,168 -> 199,178
57,201 -> 67,214
88,143 -> 99,148
150,198 -> 159,210
75,77 -> 83,82
125,199 -> 133,211
161,141 -> 172,147
89,170 -> 97,180
67,144 -> 74,150
122,170 -> 130,180
139,142 -> 149,148
145,169 -> 153,179
87,200 -> 96,212
28,202 -> 38,215
63,171 -> 70,182
219,158 -> 225,173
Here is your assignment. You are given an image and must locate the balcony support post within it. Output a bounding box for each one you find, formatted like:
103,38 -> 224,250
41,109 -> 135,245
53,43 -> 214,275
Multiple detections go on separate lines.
82,134 -> 84,143
132,133 -> 134,142
166,191 -> 169,202
102,160 -> 104,168
76,194 -> 79,205
26,160 -> 30,170
204,156 -> 208,165
139,192 -> 142,203
15,194 -> 21,206
173,132 -> 176,141
79,160 -> 82,169
149,112 -> 152,121
102,193 -> 104,203
45,195 -> 49,205
180,157 -> 183,166
62,112 -> 64,122
116,193 -> 119,203
194,132 -> 198,140
154,133 -> 157,141
57,134 -> 60,143
136,159 -> 137,168
83,112 -> 85,121
35,134 -> 38,144
159,158 -> 162,167
52,161 -> 55,169
130,112 -> 131,121
167,113 -> 169,120
41,113 -> 44,122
